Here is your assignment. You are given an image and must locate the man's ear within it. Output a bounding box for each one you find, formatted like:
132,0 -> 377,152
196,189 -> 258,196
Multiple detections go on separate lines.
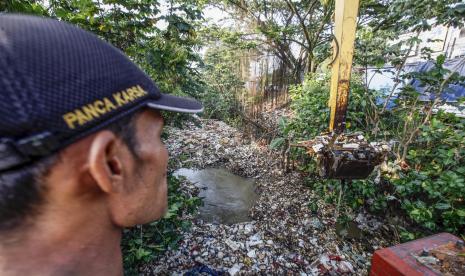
87,130 -> 125,194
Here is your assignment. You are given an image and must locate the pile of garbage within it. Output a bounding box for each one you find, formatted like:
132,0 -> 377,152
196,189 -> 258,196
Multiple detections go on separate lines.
298,133 -> 389,155
296,133 -> 390,179
144,119 -> 397,275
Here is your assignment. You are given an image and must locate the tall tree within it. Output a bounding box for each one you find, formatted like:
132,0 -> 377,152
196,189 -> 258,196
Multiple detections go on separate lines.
207,0 -> 335,79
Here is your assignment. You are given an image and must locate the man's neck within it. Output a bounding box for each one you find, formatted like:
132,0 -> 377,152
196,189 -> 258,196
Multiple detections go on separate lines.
0,208 -> 123,275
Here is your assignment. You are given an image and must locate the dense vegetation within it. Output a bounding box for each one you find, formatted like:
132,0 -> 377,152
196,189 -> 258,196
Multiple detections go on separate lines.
2,0 -> 465,272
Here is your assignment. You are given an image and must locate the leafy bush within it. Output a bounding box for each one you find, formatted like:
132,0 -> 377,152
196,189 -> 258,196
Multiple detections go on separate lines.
280,72 -> 376,142
394,112 -> 465,233
284,74 -> 331,139
121,175 -> 201,275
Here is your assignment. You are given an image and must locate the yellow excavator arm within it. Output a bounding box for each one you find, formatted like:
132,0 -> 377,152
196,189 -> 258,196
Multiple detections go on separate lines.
328,0 -> 360,133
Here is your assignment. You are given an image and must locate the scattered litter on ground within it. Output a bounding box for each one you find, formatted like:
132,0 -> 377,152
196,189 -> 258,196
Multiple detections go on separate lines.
143,119 -> 398,275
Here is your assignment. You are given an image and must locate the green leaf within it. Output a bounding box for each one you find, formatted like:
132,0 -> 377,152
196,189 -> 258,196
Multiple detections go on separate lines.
436,54 -> 446,66
457,209 -> 465,217
135,248 -> 151,260
54,8 -> 69,19
163,202 -> 180,219
278,116 -> 287,131
410,209 -> 421,216
434,203 -> 451,210
270,137 -> 285,149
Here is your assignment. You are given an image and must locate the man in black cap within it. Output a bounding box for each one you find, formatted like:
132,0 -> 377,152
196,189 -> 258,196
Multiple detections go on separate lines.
0,14 -> 202,275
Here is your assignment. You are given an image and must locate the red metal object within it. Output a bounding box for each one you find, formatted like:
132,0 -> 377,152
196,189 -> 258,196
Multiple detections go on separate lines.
370,233 -> 462,276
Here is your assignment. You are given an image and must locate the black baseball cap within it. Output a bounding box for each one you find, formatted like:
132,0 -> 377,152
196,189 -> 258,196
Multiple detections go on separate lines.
0,14 -> 203,172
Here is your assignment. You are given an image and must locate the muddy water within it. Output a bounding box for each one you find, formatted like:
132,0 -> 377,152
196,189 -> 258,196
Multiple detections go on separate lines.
173,168 -> 257,224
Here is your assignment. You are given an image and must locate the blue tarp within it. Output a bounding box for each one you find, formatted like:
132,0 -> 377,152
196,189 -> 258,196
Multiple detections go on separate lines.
408,57 -> 465,102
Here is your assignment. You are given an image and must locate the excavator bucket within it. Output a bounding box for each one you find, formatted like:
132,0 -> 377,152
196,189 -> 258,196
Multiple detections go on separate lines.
298,133 -> 389,179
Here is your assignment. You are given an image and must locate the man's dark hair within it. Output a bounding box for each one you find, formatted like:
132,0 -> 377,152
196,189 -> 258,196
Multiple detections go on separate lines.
0,112 -> 141,232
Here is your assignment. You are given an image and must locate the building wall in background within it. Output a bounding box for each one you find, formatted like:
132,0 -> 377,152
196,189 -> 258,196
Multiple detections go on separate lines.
398,25 -> 465,63
368,25 -> 465,91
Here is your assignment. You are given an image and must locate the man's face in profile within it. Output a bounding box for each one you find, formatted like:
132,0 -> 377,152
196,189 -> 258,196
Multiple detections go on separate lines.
56,109 -> 171,228
116,110 -> 169,225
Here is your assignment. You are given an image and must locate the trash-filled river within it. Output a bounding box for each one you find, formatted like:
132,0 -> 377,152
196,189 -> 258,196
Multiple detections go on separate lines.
173,168 -> 257,224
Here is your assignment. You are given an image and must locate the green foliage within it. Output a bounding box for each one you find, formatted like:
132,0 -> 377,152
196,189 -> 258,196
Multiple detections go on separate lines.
210,0 -> 335,76
386,55 -> 465,161
279,72 -> 376,142
200,25 -> 259,50
121,174 -> 201,274
368,0 -> 465,32
1,0 -> 48,15
269,136 -> 285,149
394,113 -> 465,233
199,44 -> 244,123
354,26 -> 396,68
284,74 -> 331,139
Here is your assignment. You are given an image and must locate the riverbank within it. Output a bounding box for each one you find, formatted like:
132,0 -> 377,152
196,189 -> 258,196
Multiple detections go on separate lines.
143,118 -> 396,275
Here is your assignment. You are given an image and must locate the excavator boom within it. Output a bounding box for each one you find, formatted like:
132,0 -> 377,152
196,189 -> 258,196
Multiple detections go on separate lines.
329,0 -> 360,133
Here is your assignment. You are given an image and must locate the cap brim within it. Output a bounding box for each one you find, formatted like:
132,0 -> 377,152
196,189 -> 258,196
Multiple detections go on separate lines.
146,93 -> 203,113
